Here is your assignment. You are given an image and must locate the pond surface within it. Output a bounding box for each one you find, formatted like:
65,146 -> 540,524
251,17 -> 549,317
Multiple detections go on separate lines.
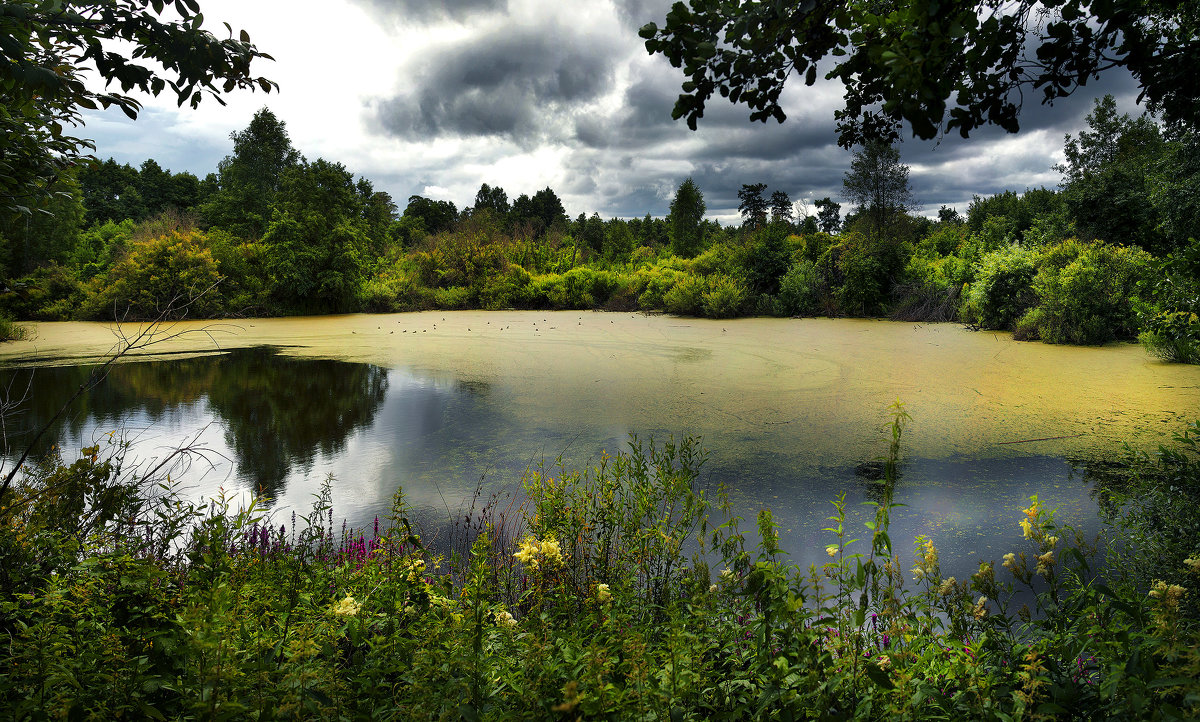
4,312 -> 1199,578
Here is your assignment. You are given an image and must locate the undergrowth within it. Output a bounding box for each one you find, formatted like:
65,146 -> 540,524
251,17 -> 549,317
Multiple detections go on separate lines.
1,408 -> 1198,720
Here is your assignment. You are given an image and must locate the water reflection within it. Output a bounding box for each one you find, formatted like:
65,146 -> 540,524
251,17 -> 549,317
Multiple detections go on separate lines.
0,340 -> 1149,582
1,349 -> 388,497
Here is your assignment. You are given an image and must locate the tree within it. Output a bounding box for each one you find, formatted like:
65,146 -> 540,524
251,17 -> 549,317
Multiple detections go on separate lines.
1056,95 -> 1167,254
263,159 -> 370,312
203,108 -> 301,238
403,196 -> 458,236
770,190 -> 794,226
668,177 -> 706,258
640,0 -> 1200,147
938,206 -> 965,226
737,183 -> 769,230
842,142 -> 912,241
473,183 -> 510,216
1,0 -> 277,215
815,198 -> 841,234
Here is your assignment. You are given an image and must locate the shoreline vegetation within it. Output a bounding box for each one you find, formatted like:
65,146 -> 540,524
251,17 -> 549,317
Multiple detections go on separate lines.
1,99 -> 1198,363
1,407 -> 1198,719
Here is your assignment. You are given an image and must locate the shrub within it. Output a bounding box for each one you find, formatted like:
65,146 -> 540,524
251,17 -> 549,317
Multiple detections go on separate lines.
1140,311 -> 1200,364
81,230 -> 223,320
777,259 -> 822,316
701,274 -> 748,318
477,266 -> 533,310
0,314 -> 31,341
962,243 -> 1040,330
1018,239 -> 1153,344
0,264 -> 87,320
635,267 -> 683,310
433,285 -> 472,309
663,273 -> 706,315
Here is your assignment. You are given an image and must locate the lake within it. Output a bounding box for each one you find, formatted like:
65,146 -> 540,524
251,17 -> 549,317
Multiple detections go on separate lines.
3,311 -> 1198,578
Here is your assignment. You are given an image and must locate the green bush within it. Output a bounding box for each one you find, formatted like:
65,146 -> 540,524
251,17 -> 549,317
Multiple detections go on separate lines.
701,274 -> 748,318
432,285 -> 472,309
0,264 -> 87,320
962,243 -> 1040,330
81,230 -> 223,320
777,258 -> 822,316
477,265 -> 532,310
1140,311 -> 1200,364
635,266 -> 682,309
1018,239 -> 1153,344
663,273 -> 706,315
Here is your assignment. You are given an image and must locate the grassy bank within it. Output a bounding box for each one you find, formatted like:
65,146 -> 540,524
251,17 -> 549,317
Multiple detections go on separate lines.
2,413 -> 1199,720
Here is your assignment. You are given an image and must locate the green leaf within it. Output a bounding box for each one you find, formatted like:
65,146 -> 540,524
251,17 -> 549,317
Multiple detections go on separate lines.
865,664 -> 894,689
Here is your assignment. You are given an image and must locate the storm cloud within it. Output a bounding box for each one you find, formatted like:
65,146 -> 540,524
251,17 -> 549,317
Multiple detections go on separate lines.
77,0 -> 1148,223
369,20 -> 623,144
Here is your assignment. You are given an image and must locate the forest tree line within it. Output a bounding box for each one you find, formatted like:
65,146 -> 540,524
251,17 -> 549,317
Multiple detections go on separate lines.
1,97 -> 1197,361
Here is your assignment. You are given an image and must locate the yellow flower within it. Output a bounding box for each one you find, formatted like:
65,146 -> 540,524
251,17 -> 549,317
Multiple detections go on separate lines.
1019,517 -> 1033,539
496,609 -> 517,628
1003,552 -> 1016,569
1036,550 -> 1055,575
332,594 -> 361,617
973,596 -> 988,620
514,537 -> 541,569
825,545 -> 838,558
938,577 -> 956,597
877,655 -> 891,670
595,583 -> 611,603
1184,558 -> 1200,573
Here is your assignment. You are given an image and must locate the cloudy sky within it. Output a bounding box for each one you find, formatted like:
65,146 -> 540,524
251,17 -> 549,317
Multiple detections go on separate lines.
80,0 -> 1145,223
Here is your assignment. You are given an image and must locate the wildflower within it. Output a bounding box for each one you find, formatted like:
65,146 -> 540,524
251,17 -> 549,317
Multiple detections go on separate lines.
720,568 -> 733,580
514,537 -> 540,568
596,583 -> 612,602
496,610 -> 517,628
332,594 -> 361,617
541,536 -> 564,567
877,655 -> 891,670
973,596 -> 988,620
826,545 -> 838,558
1036,551 -> 1055,576
938,577 -> 956,597
709,584 -> 718,594
1046,535 -> 1059,548
1184,558 -> 1200,573
1019,517 -> 1033,539
1002,552 -> 1016,569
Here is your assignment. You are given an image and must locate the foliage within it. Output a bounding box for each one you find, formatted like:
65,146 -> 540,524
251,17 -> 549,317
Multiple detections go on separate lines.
640,0 -> 1200,146
701,273 -> 748,318
0,0 -> 276,216
202,108 -> 300,239
82,229 -> 222,320
963,243 -> 1041,330
1016,239 -> 1153,344
843,141 -> 912,242
668,177 -> 706,258
777,258 -> 822,316
2,409 -> 1198,720
0,313 -> 31,342
737,182 -> 769,229
1058,95 -> 1168,254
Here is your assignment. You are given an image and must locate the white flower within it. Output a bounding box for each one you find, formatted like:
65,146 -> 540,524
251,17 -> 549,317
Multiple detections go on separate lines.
496,609 -> 517,627
595,583 -> 611,602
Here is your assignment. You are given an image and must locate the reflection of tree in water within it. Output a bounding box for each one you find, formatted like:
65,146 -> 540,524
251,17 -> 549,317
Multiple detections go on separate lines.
206,349 -> 387,497
1,348 -> 389,498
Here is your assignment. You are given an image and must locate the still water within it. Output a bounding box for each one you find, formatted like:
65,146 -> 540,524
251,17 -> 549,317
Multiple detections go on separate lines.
4,311 -> 1199,578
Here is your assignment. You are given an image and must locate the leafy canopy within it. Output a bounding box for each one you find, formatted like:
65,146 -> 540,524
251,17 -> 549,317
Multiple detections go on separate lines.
640,0 -> 1200,147
0,0 -> 277,213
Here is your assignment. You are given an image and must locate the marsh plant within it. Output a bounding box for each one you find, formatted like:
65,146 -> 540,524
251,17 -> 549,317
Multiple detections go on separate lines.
1,407 -> 1198,720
